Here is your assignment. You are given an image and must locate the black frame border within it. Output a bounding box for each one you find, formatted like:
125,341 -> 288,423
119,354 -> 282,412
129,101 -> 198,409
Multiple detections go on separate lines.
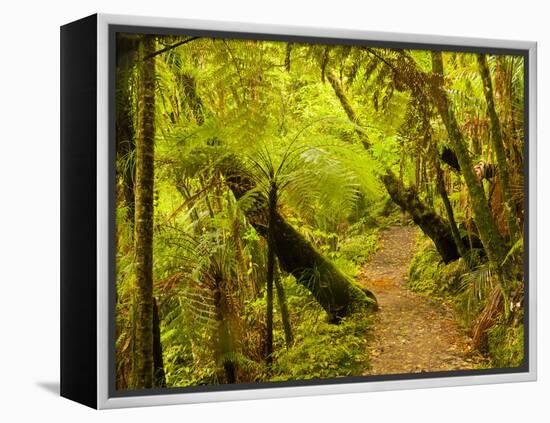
60,14 -> 98,409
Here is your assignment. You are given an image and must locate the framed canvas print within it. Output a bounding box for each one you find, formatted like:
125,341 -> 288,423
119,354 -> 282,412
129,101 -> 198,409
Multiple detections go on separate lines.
60,13 -> 537,409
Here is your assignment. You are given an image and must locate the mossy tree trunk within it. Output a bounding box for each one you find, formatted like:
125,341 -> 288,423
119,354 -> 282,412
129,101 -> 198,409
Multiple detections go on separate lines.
223,166 -> 377,322
213,279 -> 237,384
271,212 -> 377,321
152,298 -> 166,387
116,34 -> 139,226
435,162 -> 469,261
430,52 -> 508,267
285,43 -> 292,72
181,73 -> 205,125
133,35 -> 156,389
326,62 -> 465,263
382,171 -> 461,263
477,54 -> 521,242
265,182 -> 277,365
327,70 -> 370,149
274,264 -> 293,348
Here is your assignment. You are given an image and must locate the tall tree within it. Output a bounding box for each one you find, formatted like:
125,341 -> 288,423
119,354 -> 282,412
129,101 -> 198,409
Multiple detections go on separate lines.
115,35 -> 139,226
133,35 -> 156,389
430,51 -> 508,267
435,162 -> 468,261
152,298 -> 167,387
274,265 -> 293,348
326,70 -> 370,149
382,170 -> 461,263
477,54 -> 521,242
325,60 -> 463,263
222,155 -> 378,323
265,181 -> 277,365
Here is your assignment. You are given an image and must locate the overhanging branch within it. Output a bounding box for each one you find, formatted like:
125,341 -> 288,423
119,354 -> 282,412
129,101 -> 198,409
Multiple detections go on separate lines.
144,36 -> 201,61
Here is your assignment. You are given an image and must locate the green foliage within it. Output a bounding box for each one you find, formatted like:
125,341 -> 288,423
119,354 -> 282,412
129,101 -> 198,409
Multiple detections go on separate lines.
270,309 -> 371,381
115,32 -> 526,389
408,240 -> 448,296
456,260 -> 495,327
408,236 -> 476,299
338,231 -> 379,266
408,238 -> 482,322
371,135 -> 401,171
487,320 -> 524,368
408,236 -> 525,365
331,256 -> 359,279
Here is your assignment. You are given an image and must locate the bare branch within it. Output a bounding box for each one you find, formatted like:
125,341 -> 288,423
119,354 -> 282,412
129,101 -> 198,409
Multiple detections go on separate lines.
144,36 -> 201,61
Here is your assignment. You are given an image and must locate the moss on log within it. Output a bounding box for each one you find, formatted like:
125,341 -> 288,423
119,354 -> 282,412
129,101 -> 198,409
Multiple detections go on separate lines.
221,159 -> 377,322
271,212 -> 377,322
382,171 -> 460,263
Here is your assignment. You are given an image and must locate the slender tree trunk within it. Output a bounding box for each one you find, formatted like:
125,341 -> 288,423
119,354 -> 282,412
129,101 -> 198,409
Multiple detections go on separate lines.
382,171 -> 461,263
430,52 -> 508,267
213,281 -> 237,384
326,63 -> 466,264
265,183 -> 276,365
133,35 -> 156,389
116,35 -> 138,226
477,54 -> 520,242
152,298 -> 166,387
324,67 -> 463,264
274,265 -> 293,348
435,163 -> 469,261
181,73 -> 205,125
327,70 -> 370,149
285,43 -> 292,72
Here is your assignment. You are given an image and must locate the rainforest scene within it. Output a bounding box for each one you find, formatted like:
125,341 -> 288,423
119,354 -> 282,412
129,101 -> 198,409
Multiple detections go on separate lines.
114,32 -> 526,390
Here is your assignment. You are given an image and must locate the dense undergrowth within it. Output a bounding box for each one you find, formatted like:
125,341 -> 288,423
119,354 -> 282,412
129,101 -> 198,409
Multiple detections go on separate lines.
407,235 -> 524,368
269,276 -> 372,381
162,229 -> 378,387
117,206 -> 381,387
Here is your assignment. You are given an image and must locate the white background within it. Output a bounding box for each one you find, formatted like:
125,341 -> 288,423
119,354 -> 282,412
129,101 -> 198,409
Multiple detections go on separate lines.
1,0 -> 547,421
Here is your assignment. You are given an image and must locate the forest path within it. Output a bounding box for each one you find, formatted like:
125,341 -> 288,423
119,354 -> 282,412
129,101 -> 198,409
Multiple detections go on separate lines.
359,226 -> 481,375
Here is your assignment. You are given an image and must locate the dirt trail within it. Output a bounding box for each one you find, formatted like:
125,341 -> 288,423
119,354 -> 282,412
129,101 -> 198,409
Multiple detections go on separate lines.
359,226 -> 482,375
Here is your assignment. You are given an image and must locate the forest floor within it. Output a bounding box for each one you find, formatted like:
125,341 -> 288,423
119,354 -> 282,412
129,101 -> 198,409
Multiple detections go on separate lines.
359,225 -> 485,375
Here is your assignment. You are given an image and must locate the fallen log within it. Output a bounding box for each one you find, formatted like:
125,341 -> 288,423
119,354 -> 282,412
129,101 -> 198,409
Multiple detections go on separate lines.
221,158 -> 377,322
271,212 -> 377,321
382,171 -> 460,263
